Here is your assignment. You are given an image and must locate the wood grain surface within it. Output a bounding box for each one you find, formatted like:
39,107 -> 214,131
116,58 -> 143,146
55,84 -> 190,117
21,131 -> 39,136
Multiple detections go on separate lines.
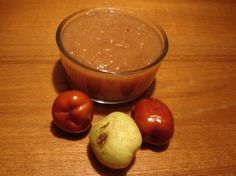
0,0 -> 236,175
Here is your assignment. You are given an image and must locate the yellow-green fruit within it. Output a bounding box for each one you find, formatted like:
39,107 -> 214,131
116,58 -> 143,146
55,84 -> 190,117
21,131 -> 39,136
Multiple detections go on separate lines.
89,112 -> 142,169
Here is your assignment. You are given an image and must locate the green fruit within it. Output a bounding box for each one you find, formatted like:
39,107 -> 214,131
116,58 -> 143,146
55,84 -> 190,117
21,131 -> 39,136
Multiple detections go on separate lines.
89,112 -> 142,169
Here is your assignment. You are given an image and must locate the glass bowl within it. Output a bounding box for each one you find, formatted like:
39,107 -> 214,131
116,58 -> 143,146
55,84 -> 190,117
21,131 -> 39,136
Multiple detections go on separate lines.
56,7 -> 168,104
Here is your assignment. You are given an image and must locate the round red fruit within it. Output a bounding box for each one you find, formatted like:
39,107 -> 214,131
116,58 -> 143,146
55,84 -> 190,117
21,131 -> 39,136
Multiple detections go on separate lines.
131,98 -> 174,145
52,90 -> 93,133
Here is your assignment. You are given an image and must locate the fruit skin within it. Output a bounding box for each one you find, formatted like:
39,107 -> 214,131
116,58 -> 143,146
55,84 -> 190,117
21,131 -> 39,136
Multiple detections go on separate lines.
89,112 -> 142,169
131,98 -> 174,145
52,90 -> 93,133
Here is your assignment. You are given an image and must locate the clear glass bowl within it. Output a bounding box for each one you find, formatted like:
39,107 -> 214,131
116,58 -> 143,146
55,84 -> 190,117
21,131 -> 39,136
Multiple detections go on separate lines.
56,7 -> 168,104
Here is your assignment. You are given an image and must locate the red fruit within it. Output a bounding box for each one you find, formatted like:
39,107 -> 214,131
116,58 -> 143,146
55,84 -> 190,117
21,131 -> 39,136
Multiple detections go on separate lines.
52,90 -> 93,133
131,98 -> 174,145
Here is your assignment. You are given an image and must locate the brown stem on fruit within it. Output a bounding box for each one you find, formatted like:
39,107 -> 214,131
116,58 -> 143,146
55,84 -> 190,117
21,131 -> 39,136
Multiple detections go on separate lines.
100,122 -> 110,129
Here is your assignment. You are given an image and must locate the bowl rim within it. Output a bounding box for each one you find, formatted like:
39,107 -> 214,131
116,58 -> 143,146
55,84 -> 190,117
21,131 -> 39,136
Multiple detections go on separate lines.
56,7 -> 169,75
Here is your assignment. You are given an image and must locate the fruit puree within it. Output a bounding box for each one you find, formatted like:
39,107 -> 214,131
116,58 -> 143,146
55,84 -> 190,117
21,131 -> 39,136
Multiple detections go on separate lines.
57,8 -> 168,103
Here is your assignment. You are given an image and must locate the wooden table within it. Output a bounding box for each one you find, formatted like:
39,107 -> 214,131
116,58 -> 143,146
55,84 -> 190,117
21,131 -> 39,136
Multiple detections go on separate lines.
0,0 -> 236,175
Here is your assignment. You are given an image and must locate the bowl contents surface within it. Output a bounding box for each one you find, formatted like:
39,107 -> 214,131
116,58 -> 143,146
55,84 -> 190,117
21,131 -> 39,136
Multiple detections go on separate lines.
62,9 -> 163,72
